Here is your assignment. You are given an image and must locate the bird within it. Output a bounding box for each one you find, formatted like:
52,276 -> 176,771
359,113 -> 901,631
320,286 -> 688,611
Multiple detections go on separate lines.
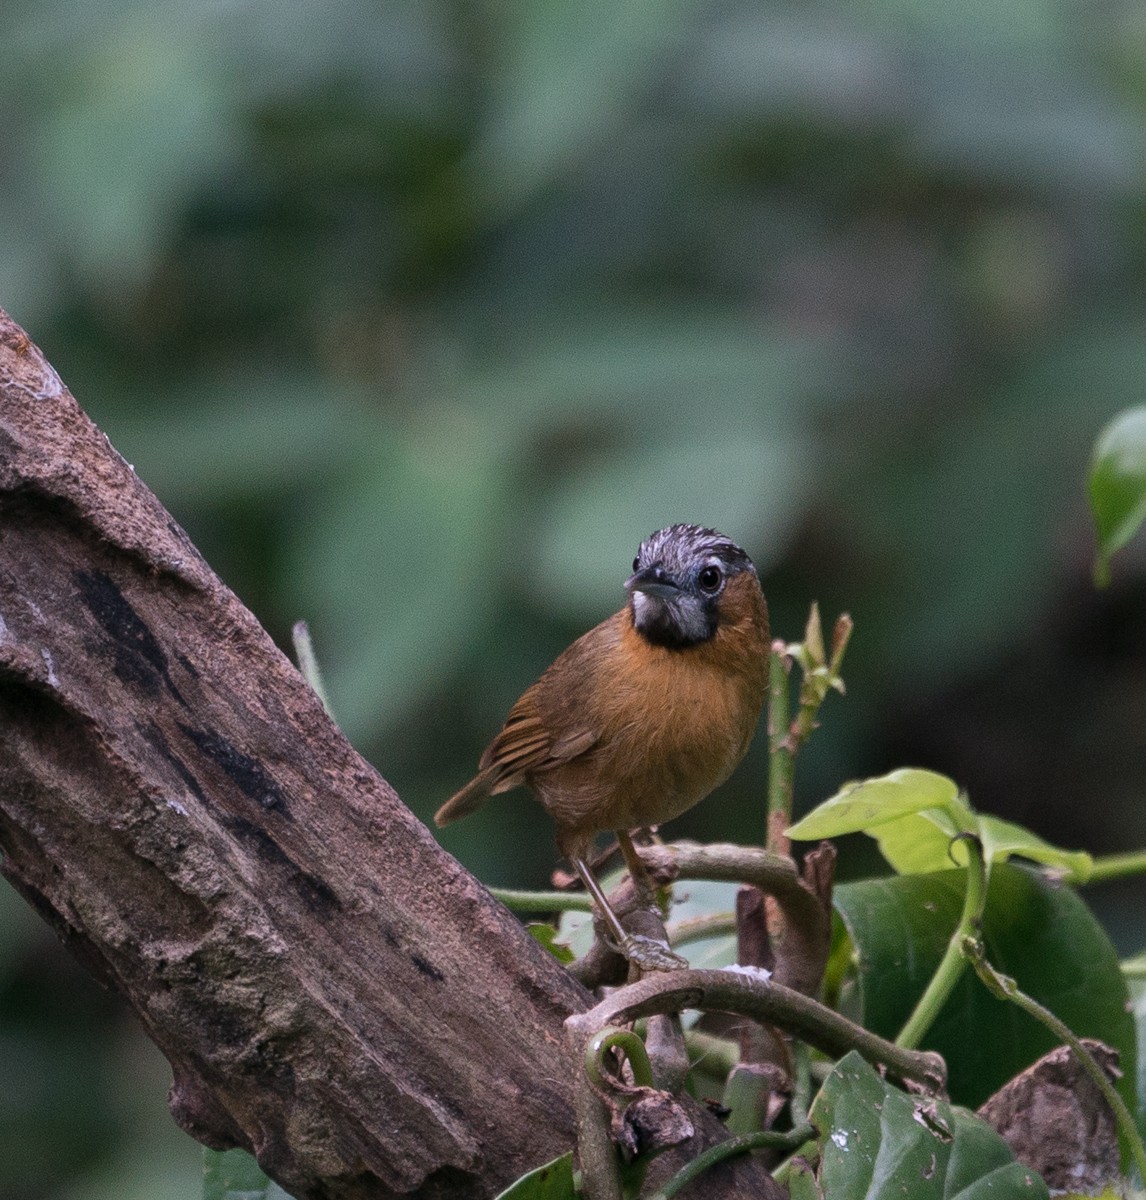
435,523 -> 770,971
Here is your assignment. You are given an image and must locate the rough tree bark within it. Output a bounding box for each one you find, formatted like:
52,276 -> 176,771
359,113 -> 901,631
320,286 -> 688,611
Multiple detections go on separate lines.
0,310 -> 778,1199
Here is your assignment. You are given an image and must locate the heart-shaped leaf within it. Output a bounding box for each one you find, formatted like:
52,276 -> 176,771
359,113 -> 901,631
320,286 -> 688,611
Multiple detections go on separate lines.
791,771 -> 1090,882
808,1052 -> 1048,1199
874,811 -> 1092,881
833,865 -> 1136,1110
787,769 -> 970,841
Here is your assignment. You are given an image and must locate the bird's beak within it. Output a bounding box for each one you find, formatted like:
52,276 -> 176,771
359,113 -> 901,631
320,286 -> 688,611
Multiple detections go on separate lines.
625,564 -> 681,599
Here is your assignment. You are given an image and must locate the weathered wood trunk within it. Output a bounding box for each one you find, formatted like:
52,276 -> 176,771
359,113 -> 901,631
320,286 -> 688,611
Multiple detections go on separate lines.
0,309 -> 777,1198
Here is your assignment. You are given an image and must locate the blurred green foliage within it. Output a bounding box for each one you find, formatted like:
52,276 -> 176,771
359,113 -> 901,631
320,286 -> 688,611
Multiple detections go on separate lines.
4,0 -> 1146,1194
1090,406 -> 1146,584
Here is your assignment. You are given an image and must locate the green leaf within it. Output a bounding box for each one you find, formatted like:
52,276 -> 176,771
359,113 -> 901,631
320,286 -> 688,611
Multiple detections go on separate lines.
785,1157 -> 823,1200
1054,1190 -> 1124,1200
36,18 -> 236,292
202,1148 -> 293,1200
869,810 -> 963,874
526,922 -> 575,964
833,864 -> 1137,1110
107,376 -> 373,506
809,1052 -> 1048,1199
975,815 -> 1093,881
557,867 -> 622,959
791,772 -> 1091,882
493,1152 -> 576,1200
874,811 -> 1092,881
1089,407 -> 1146,586
787,769 -> 968,841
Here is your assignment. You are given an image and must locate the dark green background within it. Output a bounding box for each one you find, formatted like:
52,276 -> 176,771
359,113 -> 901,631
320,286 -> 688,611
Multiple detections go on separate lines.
3,1 -> 1146,1195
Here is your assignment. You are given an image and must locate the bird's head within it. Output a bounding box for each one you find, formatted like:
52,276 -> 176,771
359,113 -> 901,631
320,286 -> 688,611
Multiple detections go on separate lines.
625,524 -> 761,648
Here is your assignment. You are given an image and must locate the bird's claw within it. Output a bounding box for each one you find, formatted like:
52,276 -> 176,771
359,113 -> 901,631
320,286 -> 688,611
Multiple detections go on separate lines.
619,933 -> 688,972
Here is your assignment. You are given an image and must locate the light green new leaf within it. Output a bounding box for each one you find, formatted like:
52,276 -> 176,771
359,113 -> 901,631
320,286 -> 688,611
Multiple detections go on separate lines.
976,815 -> 1092,881
493,1152 -> 576,1200
871,810 -> 962,874
809,1052 -> 1048,1199
875,811 -> 1092,881
202,1148 -> 293,1200
792,771 -> 1090,882
787,769 -> 969,841
1089,407 -> 1146,586
664,878 -> 739,970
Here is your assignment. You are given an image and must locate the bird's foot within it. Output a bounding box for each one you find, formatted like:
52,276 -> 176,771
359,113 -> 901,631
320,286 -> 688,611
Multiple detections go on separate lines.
619,933 -> 688,972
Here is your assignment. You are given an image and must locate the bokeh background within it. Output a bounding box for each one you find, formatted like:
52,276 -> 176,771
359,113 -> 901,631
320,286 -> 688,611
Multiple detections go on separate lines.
4,0 -> 1146,1195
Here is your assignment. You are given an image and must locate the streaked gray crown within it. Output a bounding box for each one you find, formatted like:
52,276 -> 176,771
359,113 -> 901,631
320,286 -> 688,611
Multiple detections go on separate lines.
633,524 -> 754,578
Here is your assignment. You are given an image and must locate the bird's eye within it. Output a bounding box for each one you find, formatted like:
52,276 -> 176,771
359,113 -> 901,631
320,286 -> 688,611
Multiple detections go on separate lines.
698,565 -> 722,592
633,556 -> 640,572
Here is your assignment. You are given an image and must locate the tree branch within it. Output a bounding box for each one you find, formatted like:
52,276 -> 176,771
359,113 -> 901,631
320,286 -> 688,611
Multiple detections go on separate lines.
0,310 -> 777,1199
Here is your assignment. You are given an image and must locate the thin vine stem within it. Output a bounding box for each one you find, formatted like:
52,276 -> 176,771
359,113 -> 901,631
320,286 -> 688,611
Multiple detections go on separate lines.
1084,849 -> 1146,885
488,887 -> 593,913
766,640 -> 794,853
895,834 -> 988,1050
965,938 -> 1146,1187
645,1125 -> 815,1200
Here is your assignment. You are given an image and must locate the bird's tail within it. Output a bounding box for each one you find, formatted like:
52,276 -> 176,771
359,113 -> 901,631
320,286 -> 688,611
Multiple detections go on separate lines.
434,768 -> 499,827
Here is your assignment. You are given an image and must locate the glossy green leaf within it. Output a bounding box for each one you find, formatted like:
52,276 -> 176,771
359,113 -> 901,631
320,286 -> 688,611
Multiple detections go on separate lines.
202,1148 -> 293,1200
833,865 -> 1136,1109
493,1152 -> 575,1200
787,769 -> 969,841
792,771 -> 1090,881
1089,407 -> 1146,586
874,811 -> 1092,881
809,1052 -> 1048,1199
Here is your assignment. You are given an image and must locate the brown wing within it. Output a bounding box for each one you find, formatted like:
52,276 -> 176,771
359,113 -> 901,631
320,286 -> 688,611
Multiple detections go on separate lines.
433,611 -> 621,829
434,689 -> 597,827
478,688 -> 598,793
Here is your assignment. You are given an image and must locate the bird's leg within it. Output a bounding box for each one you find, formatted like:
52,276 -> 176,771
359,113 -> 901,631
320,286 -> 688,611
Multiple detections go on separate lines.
569,855 -> 686,973
616,829 -> 659,909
